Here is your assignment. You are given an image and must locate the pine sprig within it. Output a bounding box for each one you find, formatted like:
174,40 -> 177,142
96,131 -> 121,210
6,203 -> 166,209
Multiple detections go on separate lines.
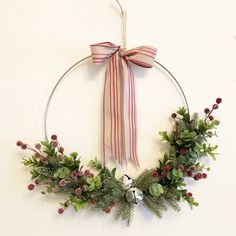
143,195 -> 164,218
115,200 -> 134,226
134,169 -> 157,190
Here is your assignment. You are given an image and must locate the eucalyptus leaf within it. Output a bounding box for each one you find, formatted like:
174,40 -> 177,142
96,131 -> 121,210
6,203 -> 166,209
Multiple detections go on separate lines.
149,183 -> 164,197
53,167 -> 70,178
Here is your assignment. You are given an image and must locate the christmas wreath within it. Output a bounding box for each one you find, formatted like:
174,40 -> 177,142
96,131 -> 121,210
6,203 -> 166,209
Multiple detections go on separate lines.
18,98 -> 222,226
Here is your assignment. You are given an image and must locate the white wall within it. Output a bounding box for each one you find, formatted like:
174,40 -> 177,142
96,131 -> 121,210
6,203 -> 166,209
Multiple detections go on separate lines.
1,0 -> 236,235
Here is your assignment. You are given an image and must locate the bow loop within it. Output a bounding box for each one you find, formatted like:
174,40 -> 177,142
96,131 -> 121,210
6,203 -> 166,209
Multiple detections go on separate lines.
125,46 -> 157,68
90,42 -> 119,64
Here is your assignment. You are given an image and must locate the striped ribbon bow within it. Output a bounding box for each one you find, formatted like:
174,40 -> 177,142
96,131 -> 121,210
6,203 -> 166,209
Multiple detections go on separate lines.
90,42 -> 157,166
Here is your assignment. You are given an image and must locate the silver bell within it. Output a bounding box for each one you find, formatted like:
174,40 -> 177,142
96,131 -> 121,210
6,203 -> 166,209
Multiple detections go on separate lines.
122,174 -> 133,190
126,187 -> 144,205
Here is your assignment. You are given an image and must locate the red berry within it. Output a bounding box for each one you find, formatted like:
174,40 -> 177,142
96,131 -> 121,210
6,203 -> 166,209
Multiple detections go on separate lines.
59,147 -> 64,154
152,172 -> 159,177
59,179 -> 66,187
212,104 -> 219,109
104,207 -> 111,214
71,171 -> 77,179
162,170 -> 168,177
194,175 -> 198,180
21,144 -> 27,150
187,192 -> 193,197
171,113 -> 177,119
51,141 -> 58,147
216,98 -> 222,104
16,140 -> 23,146
209,116 -> 214,121
84,170 -> 90,176
187,171 -> 193,177
35,143 -> 41,149
35,152 -> 41,158
196,173 -> 203,179
28,184 -> 35,191
89,199 -> 96,205
111,200 -> 116,207
82,185 -> 88,192
202,173 -> 208,179
51,135 -> 57,140
164,165 -> 171,172
40,156 -> 48,164
204,108 -> 210,114
190,165 -> 196,171
180,148 -> 188,155
75,187 -> 82,195
58,208 -> 64,214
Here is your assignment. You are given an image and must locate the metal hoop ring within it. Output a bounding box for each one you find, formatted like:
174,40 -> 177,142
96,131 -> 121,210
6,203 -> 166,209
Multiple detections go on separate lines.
43,56 -> 190,140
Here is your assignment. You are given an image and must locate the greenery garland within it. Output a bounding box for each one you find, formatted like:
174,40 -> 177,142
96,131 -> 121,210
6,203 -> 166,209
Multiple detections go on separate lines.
18,98 -> 222,226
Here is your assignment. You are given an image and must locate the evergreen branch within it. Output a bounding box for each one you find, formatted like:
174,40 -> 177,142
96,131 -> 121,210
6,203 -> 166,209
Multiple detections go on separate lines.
143,195 -> 163,218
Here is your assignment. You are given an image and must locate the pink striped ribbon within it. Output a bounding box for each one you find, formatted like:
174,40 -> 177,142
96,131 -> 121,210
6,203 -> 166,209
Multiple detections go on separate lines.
90,42 -> 157,166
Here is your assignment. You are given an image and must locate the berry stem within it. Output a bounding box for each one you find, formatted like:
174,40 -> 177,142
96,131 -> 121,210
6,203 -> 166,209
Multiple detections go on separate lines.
204,108 -> 214,122
26,144 -> 38,153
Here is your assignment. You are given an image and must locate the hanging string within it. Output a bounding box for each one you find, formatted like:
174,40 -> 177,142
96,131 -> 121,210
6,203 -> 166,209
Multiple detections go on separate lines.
115,0 -> 127,48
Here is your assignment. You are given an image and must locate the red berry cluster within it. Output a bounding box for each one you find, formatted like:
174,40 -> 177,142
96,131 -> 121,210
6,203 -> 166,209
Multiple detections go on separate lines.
16,140 -> 28,150
162,164 -> 171,177
17,135 -> 95,196
152,165 -> 172,178
185,165 -> 208,181
16,135 -> 64,161
204,98 -> 222,122
17,135 -> 66,187
193,172 -> 207,181
68,169 -> 94,182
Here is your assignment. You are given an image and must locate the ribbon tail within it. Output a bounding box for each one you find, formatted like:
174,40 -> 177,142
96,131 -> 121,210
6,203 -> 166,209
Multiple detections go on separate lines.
120,58 -> 139,166
102,54 -> 122,165
102,54 -> 139,167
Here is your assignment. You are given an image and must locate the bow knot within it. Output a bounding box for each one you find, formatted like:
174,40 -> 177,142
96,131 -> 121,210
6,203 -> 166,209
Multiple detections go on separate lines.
90,42 -> 157,166
118,47 -> 127,59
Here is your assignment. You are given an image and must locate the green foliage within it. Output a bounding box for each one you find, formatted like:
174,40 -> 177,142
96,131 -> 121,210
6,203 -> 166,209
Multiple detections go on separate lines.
69,196 -> 86,211
21,104 -> 221,226
90,177 -> 125,209
167,169 -> 184,181
115,200 -> 134,226
53,167 -> 70,179
37,166 -> 53,178
41,140 -> 55,156
30,169 -> 39,179
185,195 -> 199,209
86,176 -> 102,191
88,159 -> 103,171
134,169 -> 157,191
162,188 -> 181,212
143,196 -> 165,218
22,156 -> 39,167
149,183 -> 164,197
